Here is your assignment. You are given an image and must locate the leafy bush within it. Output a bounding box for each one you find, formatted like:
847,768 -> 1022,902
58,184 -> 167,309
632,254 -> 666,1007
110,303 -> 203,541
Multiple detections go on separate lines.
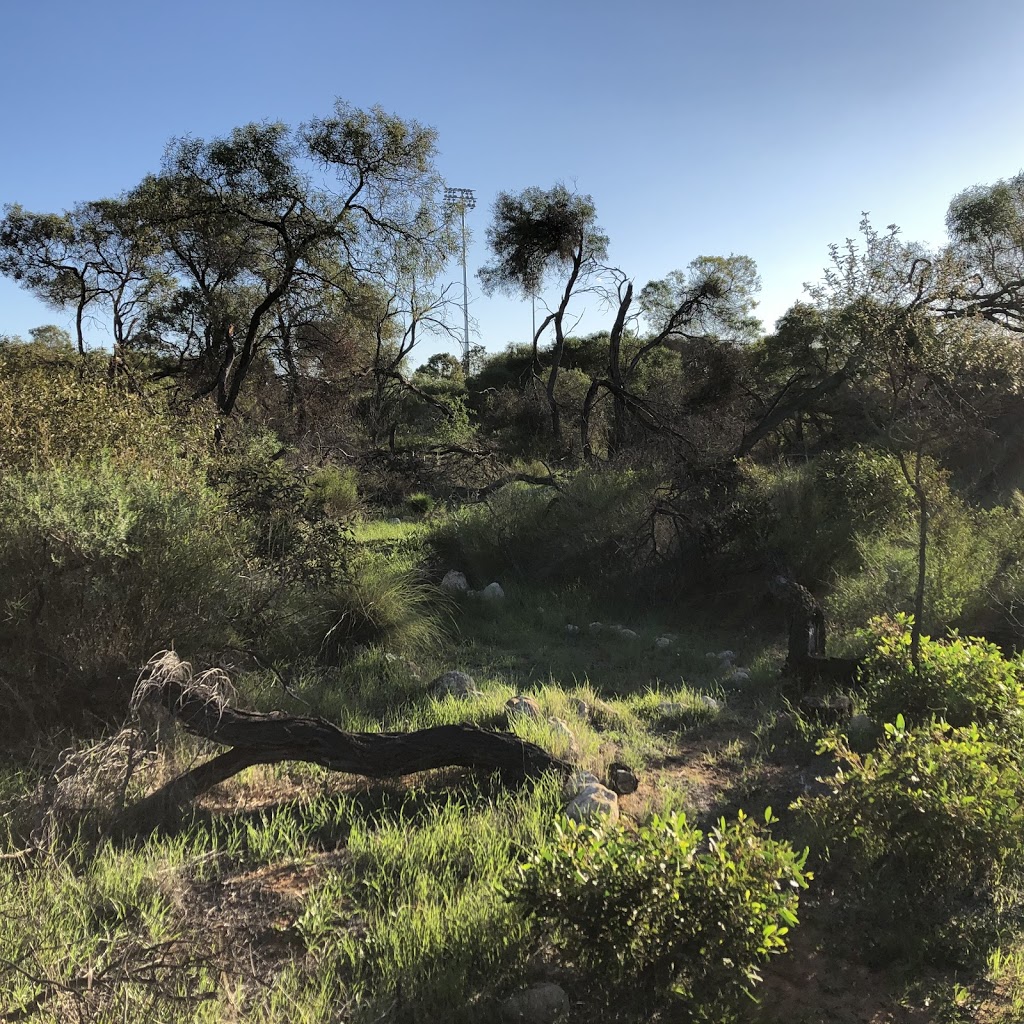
405,491 -> 435,516
510,811 -> 809,1013
829,483 -> 1018,636
0,344 -> 212,473
740,447 -> 915,586
434,468 -> 656,593
0,457 -> 241,735
798,717 -> 1024,964
856,614 -> 1024,728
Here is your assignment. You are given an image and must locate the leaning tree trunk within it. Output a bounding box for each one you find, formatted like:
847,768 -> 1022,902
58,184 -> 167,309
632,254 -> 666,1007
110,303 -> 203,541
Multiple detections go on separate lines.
116,654 -> 572,835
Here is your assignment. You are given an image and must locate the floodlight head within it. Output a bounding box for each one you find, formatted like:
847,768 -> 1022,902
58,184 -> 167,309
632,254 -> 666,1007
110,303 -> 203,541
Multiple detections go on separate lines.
444,186 -> 476,210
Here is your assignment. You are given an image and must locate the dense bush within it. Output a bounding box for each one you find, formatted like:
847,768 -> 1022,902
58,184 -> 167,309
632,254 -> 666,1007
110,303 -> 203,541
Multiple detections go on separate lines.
434,467 -> 657,593
510,811 -> 809,1013
828,476 -> 1022,636
739,447 -> 915,586
0,457 -> 242,734
315,558 -> 446,662
856,614 -> 1024,727
798,717 -> 1024,964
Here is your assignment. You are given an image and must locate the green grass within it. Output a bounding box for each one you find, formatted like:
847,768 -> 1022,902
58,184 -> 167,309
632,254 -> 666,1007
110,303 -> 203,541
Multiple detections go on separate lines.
8,512 -> 1014,1023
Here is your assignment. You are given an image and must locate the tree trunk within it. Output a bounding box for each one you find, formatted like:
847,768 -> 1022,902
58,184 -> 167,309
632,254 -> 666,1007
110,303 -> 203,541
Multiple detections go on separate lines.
116,657 -> 572,833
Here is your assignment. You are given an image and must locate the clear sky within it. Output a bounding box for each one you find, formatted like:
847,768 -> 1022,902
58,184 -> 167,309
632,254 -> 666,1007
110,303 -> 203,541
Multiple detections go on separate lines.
2,0 -> 1023,361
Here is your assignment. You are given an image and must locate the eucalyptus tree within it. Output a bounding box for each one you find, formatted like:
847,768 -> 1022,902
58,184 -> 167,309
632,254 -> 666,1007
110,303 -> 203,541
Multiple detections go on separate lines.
478,184 -> 609,439
580,255 -> 761,460
0,100 -> 456,415
0,199 -> 162,354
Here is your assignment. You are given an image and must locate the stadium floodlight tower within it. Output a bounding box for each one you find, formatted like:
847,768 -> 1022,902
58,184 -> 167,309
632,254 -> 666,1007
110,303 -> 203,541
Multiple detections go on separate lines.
444,186 -> 476,374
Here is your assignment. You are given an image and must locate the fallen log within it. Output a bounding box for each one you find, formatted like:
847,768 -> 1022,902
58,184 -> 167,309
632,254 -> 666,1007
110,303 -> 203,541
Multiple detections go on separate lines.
116,653 -> 572,833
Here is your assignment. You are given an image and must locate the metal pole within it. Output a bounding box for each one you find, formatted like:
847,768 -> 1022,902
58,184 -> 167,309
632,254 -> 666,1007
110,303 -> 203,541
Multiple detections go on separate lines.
461,204 -> 470,374
444,187 -> 475,376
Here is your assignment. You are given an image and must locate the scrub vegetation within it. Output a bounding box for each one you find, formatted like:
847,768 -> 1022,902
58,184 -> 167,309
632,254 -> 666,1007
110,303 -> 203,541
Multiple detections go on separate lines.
4,99 -> 1024,1022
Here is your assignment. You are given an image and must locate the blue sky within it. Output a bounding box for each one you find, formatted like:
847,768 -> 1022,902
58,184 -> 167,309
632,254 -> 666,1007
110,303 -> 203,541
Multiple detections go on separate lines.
2,0 -> 1023,361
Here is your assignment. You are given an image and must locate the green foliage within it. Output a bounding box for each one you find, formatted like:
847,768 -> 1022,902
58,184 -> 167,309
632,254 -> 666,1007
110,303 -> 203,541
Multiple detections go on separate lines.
316,557 -> 446,661
798,717 -> 1024,963
510,811 -> 808,1013
306,463 -> 362,520
0,342 -> 212,473
856,614 -> 1024,727
210,429 -> 354,582
830,496 -> 1019,635
0,456 -> 241,734
405,491 -> 435,516
434,468 -> 656,593
740,447 -> 915,586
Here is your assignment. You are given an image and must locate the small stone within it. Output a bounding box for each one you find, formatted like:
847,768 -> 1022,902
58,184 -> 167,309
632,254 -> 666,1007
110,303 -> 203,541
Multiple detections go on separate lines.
440,570 -> 470,594
717,650 -> 737,665
479,581 -> 505,600
499,982 -> 569,1023
654,636 -> 673,649
607,761 -> 639,795
566,768 -> 601,794
430,670 -> 478,699
547,716 -> 575,745
615,627 -> 639,641
568,696 -> 589,717
565,782 -> 619,823
588,621 -> 603,634
505,695 -> 541,720
700,694 -> 723,713
565,624 -> 580,637
726,667 -> 750,684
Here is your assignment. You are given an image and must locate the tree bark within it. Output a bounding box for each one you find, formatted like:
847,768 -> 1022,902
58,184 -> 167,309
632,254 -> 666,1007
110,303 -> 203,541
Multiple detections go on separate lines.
116,662 -> 572,833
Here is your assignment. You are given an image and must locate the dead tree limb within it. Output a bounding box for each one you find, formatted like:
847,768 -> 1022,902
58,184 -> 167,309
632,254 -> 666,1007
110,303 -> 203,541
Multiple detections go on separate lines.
117,654 -> 571,833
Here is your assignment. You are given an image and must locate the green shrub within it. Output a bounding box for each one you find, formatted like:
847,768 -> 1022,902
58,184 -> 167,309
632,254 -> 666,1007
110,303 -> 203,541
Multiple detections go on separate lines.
405,491 -> 435,516
306,464 -> 361,520
434,468 -> 656,593
315,557 -> 446,662
797,717 -> 1024,964
856,614 -> 1024,728
740,447 -> 915,587
0,344 -> 212,473
0,457 -> 241,736
829,487 -> 1016,636
509,811 -> 809,1013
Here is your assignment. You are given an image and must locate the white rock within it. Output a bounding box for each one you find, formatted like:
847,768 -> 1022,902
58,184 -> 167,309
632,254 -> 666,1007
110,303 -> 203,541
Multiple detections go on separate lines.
565,624 -> 580,637
700,694 -> 723,712
565,782 -> 619,823
717,650 -> 737,665
479,581 -> 505,600
588,621 -> 603,634
726,667 -> 750,684
499,982 -> 569,1024
654,636 -> 673,648
566,768 -> 601,794
609,625 -> 639,641
440,570 -> 470,594
430,670 -> 478,698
